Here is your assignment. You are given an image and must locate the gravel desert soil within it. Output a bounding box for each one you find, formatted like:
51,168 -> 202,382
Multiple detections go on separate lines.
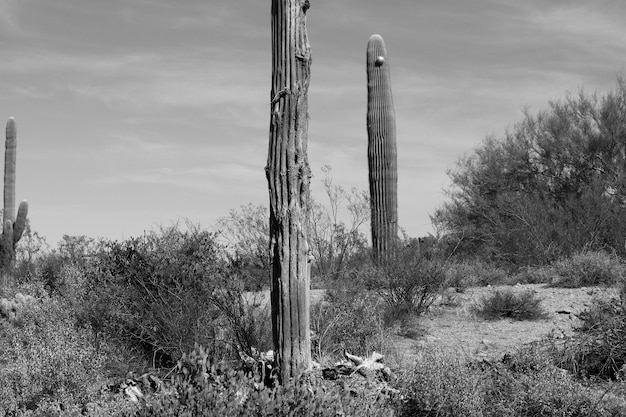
394,284 -> 619,364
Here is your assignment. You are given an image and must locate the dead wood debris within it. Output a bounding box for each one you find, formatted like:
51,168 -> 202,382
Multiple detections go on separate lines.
322,350 -> 392,381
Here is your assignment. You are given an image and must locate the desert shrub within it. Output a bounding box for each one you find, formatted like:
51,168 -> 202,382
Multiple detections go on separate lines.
551,251 -> 625,288
82,223 -> 272,367
310,284 -> 393,364
216,204 -> 270,292
487,346 -> 626,416
549,295 -> 626,380
137,345 -> 395,416
445,259 -> 510,289
395,350 -> 485,416
0,297 -> 124,415
36,251 -> 66,296
471,288 -> 547,321
210,290 -> 273,358
444,260 -> 474,290
366,244 -> 450,320
546,271 -> 626,379
395,347 -> 626,417
512,265 -> 555,285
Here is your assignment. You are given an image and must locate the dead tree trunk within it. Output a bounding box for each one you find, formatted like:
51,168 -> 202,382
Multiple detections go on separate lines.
266,0 -> 312,382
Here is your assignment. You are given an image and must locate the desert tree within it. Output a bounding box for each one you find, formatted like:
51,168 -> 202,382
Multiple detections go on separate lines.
433,78 -> 626,266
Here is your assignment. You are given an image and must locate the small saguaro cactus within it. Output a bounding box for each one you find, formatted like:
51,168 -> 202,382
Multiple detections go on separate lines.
1,117 -> 29,270
366,34 -> 398,265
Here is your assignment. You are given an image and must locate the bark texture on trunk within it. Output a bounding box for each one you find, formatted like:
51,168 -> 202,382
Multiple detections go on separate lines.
266,0 -> 312,382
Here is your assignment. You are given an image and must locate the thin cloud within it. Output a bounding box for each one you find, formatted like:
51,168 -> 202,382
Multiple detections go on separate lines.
0,50 -> 157,74
93,162 -> 263,193
104,132 -> 180,154
529,4 -> 626,48
0,0 -> 20,33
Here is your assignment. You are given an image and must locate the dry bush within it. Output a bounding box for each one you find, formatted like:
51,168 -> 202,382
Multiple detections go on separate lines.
445,259 -> 510,289
549,295 -> 626,380
366,245 -> 450,320
395,349 -> 485,416
310,284 -> 394,365
395,346 -> 626,416
78,224 -> 272,367
512,265 -> 555,284
551,251 -> 625,288
0,297 -> 138,415
471,288 -> 548,321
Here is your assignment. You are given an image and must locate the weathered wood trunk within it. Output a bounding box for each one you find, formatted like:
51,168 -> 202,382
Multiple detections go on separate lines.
366,34 -> 398,265
266,0 -> 312,382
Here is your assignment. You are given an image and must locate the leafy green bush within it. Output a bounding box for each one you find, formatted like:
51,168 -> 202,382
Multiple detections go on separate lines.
551,251 -> 625,288
471,288 -> 547,321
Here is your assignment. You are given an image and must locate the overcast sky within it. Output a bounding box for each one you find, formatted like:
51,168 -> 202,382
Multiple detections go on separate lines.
1,0 -> 625,247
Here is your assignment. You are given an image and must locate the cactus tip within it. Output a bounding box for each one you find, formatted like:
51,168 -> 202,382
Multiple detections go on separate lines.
6,117 -> 16,136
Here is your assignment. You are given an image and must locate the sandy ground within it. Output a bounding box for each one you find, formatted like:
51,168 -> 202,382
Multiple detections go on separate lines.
246,285 -> 620,366
394,284 -> 619,363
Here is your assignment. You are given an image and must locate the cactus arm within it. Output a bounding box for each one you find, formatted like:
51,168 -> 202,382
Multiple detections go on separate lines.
366,34 -> 398,264
13,200 -> 28,245
4,117 -> 16,225
3,220 -> 13,253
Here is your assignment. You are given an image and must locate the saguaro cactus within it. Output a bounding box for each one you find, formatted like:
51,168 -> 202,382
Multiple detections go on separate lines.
266,0 -> 312,381
366,34 -> 398,265
1,117 -> 28,270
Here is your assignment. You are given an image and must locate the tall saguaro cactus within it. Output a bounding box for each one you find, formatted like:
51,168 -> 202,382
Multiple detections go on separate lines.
266,0 -> 312,381
366,34 -> 398,264
1,117 -> 28,270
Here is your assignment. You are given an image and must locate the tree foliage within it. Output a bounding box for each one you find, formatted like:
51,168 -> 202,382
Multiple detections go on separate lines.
434,78 -> 626,266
